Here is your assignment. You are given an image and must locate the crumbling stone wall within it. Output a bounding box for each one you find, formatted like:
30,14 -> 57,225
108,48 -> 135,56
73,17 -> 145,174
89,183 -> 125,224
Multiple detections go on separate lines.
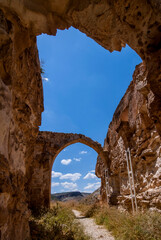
27,131 -> 106,212
96,63 -> 161,210
0,9 -> 43,240
0,0 -> 160,239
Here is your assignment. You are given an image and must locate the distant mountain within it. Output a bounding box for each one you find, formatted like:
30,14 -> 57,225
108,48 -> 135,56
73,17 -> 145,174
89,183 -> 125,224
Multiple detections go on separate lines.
51,191 -> 90,202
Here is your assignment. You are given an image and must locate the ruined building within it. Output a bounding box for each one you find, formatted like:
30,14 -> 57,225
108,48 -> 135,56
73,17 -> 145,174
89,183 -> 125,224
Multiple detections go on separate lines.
0,0 -> 161,239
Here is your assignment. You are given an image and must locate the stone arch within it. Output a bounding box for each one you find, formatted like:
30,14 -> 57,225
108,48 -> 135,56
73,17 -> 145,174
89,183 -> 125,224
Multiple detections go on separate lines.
41,132 -> 108,168
28,131 -> 108,212
1,0 -> 161,60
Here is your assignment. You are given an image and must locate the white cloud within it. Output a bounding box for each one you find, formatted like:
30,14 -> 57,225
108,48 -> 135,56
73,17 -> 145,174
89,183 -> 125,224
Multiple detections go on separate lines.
52,171 -> 62,178
60,173 -> 81,181
42,77 -> 49,82
52,171 -> 81,181
51,182 -> 60,187
79,151 -> 87,154
63,149 -> 68,152
61,182 -> 78,190
83,173 -> 96,180
61,159 -> 72,165
90,170 -> 95,173
73,157 -> 81,162
84,182 -> 101,190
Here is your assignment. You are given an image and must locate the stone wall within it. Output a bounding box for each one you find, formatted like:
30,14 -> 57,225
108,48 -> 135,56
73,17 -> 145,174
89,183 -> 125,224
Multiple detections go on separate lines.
27,131 -> 106,212
96,63 -> 161,211
0,9 -> 43,240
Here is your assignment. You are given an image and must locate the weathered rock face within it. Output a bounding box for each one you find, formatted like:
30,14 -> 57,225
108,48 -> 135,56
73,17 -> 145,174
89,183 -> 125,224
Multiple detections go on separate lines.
0,0 -> 161,59
96,63 -> 161,211
27,131 -> 105,212
0,0 -> 160,239
0,9 -> 43,240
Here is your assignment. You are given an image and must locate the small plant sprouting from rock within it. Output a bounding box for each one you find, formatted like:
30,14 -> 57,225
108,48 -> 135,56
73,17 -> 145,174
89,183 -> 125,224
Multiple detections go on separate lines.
40,59 -> 49,82
40,59 -> 45,76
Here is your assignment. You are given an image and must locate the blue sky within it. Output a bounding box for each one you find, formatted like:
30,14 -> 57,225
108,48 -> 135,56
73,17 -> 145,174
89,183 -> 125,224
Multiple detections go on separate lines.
37,27 -> 141,194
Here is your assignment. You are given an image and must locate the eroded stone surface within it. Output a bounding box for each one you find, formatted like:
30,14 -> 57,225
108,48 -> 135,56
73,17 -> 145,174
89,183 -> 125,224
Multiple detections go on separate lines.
0,0 -> 161,59
97,63 -> 161,210
0,9 -> 43,240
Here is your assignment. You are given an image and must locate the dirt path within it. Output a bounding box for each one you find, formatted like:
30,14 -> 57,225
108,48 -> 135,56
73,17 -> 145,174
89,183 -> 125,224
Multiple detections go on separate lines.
72,210 -> 114,240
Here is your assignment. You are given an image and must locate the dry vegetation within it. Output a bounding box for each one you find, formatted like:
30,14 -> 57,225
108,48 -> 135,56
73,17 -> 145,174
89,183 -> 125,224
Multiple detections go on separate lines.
29,202 -> 90,240
29,200 -> 161,240
76,203 -> 161,240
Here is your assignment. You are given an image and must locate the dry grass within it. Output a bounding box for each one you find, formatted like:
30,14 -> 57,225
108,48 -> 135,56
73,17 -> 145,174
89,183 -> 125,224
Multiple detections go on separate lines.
37,201 -> 161,240
29,203 -> 90,240
78,203 -> 161,240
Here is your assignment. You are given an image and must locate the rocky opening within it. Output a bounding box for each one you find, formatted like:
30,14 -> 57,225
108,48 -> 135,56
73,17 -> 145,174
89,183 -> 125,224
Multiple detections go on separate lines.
0,1 -> 161,239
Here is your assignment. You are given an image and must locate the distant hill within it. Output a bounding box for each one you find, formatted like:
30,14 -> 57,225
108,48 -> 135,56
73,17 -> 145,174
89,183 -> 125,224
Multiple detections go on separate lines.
51,191 -> 90,202
80,188 -> 101,205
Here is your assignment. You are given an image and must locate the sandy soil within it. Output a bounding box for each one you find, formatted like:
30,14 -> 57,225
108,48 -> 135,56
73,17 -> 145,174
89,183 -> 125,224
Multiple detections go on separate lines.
72,209 -> 114,240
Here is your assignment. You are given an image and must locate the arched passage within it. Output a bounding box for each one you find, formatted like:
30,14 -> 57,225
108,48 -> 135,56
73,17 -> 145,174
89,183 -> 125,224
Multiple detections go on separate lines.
28,131 -> 108,212
51,142 -> 101,199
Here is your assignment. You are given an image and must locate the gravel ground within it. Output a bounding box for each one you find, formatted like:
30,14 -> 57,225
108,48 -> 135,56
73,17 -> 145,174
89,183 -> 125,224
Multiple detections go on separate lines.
72,209 -> 114,240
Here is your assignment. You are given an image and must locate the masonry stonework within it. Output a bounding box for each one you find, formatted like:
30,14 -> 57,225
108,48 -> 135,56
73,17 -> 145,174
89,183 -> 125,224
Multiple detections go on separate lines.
27,132 -> 107,212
